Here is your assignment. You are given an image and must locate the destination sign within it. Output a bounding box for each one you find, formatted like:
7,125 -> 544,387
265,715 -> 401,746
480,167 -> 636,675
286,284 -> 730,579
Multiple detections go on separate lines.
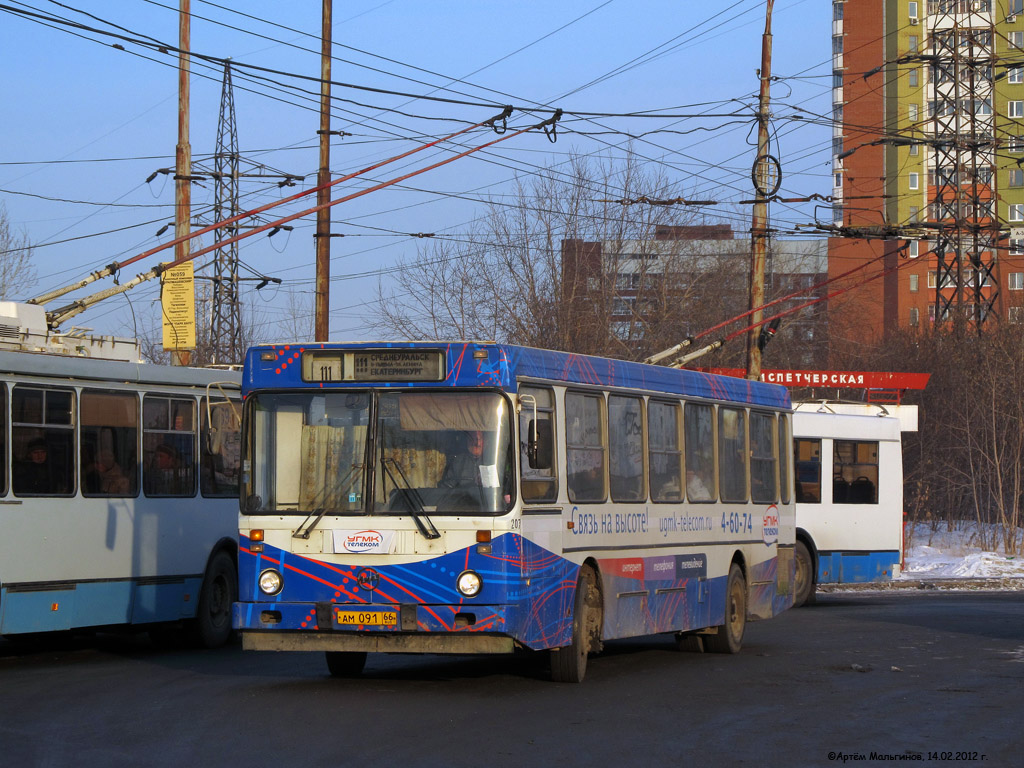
301,350 -> 444,382
352,350 -> 444,381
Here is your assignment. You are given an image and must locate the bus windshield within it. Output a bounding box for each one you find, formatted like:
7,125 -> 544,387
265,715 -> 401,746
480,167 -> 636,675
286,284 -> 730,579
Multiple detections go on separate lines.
244,390 -> 514,515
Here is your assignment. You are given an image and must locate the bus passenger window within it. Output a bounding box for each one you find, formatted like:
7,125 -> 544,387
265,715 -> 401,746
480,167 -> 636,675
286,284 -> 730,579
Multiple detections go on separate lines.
81,390 -> 138,498
683,402 -> 716,502
0,384 -> 6,496
609,395 -> 645,502
649,401 -> 682,502
201,398 -> 241,497
12,386 -> 74,496
718,407 -> 748,503
778,414 -> 792,505
143,396 -> 196,497
794,438 -> 821,503
519,386 -> 557,503
749,412 -> 778,503
834,440 -> 878,504
565,392 -> 606,503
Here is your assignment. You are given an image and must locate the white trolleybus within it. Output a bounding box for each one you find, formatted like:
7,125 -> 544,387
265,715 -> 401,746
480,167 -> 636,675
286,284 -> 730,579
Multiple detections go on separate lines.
791,403 -> 916,606
0,302 -> 241,646
235,342 -> 796,681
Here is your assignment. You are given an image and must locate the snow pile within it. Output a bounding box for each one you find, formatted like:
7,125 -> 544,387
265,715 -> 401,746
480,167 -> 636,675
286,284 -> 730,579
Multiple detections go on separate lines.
900,522 -> 1024,580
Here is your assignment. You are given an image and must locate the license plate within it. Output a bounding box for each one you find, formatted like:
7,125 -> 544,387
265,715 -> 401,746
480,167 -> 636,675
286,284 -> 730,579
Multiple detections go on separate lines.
335,609 -> 398,627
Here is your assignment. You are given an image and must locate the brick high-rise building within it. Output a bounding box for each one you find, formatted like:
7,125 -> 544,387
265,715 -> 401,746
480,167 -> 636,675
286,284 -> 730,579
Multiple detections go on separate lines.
830,0 -> 1024,345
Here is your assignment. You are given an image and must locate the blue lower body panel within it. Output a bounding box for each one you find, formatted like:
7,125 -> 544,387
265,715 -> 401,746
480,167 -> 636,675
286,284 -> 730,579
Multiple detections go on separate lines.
817,550 -> 900,584
1,577 -> 202,635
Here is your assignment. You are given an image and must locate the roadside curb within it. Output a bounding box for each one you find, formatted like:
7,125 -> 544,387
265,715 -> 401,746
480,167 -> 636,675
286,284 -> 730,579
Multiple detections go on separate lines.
819,577 -> 1024,593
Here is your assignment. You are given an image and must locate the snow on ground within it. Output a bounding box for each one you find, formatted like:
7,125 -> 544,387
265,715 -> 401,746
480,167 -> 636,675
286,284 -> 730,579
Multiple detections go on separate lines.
900,522 -> 1024,580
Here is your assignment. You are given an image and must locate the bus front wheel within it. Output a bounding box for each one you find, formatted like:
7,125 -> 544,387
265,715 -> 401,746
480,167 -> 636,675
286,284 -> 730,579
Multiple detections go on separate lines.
550,564 -> 602,683
794,540 -> 816,607
193,551 -> 237,649
705,562 -> 746,654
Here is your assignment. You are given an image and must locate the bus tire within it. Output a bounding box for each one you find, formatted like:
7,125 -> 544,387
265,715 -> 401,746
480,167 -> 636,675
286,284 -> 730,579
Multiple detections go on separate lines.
326,651 -> 367,677
705,562 -> 746,654
193,551 -> 237,649
794,540 -> 816,607
550,564 -> 601,683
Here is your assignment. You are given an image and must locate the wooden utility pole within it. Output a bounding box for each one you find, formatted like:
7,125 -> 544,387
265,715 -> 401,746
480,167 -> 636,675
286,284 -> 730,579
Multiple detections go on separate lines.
314,0 -> 332,342
746,0 -> 775,381
173,0 -> 192,366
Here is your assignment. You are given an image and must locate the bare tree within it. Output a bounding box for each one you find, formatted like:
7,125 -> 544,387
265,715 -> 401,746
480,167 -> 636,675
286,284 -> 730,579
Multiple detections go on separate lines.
0,203 -> 37,299
372,150 -> 752,362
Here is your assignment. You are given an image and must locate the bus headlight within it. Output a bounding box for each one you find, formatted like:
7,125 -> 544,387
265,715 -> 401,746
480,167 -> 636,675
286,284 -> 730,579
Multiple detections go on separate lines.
456,570 -> 482,597
259,569 -> 283,596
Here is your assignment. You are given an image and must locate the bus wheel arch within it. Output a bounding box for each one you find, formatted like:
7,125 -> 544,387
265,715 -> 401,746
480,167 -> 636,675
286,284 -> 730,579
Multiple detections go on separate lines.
550,560 -> 603,683
794,531 -> 817,608
705,553 -> 747,654
192,541 -> 238,649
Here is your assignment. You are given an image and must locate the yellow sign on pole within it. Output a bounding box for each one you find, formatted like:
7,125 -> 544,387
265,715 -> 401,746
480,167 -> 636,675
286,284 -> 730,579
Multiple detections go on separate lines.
161,261 -> 196,350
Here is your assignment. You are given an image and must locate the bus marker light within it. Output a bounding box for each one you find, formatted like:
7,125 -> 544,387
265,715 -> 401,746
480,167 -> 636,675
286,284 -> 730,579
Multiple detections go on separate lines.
473,350 -> 488,359
476,530 -> 491,543
249,529 -> 265,552
566,521 -> 574,530
456,570 -> 482,597
51,603 -> 59,612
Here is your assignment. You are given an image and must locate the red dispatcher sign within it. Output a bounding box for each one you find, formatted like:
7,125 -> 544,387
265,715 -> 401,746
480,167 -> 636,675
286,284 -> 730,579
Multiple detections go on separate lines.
703,369 -> 931,390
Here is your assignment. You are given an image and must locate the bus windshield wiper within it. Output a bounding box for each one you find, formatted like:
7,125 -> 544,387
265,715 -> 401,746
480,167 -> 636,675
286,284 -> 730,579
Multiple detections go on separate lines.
380,456 -> 441,540
293,507 -> 327,539
292,463 -> 364,539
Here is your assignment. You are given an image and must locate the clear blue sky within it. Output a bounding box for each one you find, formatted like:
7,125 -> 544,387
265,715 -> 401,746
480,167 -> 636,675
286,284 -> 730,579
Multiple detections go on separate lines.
0,0 -> 831,341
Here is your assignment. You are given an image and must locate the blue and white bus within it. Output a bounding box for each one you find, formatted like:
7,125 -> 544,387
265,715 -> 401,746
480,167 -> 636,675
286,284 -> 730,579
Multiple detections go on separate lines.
791,404 -> 911,606
235,342 -> 796,681
0,325 -> 241,646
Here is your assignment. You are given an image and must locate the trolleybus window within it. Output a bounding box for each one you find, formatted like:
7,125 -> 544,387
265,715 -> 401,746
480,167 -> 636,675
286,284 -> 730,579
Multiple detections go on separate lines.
566,392 -> 606,503
649,400 -> 683,502
750,411 -> 778,504
794,438 -> 821,503
833,440 -> 879,504
12,386 -> 74,496
779,414 -> 792,505
683,402 -> 716,502
519,385 -> 557,503
81,390 -> 138,497
201,398 -> 241,498
0,385 -> 6,496
143,396 -> 196,497
609,395 -> 645,502
719,407 -> 748,503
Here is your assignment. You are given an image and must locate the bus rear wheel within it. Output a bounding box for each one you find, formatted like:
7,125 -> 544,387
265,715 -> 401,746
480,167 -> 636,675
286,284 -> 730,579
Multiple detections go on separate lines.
550,564 -> 601,683
794,540 -> 816,607
326,651 -> 367,677
705,562 -> 746,654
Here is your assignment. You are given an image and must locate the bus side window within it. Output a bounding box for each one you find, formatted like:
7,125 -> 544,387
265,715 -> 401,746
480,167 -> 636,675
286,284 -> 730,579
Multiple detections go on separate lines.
143,395 -> 196,497
0,384 -> 6,496
794,438 -> 821,503
519,386 -> 557,503
718,407 -> 748,503
12,386 -> 75,496
683,402 -> 717,502
565,391 -> 606,503
201,399 -> 241,497
834,440 -> 879,504
81,390 -> 138,498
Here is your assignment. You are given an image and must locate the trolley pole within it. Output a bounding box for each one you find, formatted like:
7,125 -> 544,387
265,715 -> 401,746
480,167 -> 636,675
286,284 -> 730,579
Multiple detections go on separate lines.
746,0 -> 775,381
173,0 -> 192,367
314,0 -> 332,342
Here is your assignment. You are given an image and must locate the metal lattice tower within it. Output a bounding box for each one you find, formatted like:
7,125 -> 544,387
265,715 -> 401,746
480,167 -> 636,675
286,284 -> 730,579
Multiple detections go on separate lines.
925,4 -> 1000,332
210,61 -> 242,364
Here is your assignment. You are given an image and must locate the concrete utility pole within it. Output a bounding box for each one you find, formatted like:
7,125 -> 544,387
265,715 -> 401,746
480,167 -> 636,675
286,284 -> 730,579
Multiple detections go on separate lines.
314,0 -> 332,342
746,0 -> 775,381
173,0 -> 192,366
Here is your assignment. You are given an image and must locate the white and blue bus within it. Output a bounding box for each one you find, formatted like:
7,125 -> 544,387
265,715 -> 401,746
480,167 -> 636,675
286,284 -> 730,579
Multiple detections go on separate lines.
0,341 -> 241,646
235,342 -> 796,681
791,404 -> 910,606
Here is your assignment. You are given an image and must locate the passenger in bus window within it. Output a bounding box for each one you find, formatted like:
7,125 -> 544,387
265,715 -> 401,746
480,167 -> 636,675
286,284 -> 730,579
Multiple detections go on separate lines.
686,469 -> 712,501
95,449 -> 130,495
16,438 -> 51,494
146,443 -> 182,495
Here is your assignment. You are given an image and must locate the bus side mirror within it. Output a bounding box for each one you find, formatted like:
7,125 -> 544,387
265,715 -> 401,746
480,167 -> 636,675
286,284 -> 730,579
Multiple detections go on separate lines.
528,420 -> 552,470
